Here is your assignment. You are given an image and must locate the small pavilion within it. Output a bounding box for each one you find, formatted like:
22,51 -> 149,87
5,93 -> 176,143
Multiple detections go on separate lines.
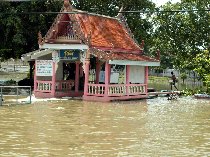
24,0 -> 160,102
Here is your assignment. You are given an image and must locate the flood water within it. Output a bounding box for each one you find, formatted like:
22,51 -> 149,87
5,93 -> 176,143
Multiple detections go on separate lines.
0,97 -> 210,156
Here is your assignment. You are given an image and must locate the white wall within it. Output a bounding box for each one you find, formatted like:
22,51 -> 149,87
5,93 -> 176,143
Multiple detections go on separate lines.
129,65 -> 145,83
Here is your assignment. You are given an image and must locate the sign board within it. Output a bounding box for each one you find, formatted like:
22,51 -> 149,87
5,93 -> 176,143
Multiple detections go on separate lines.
99,71 -> 119,83
36,60 -> 52,76
110,72 -> 119,83
59,50 -> 80,60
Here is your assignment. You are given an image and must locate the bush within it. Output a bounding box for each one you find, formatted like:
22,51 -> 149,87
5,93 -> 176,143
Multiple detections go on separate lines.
5,79 -> 16,85
18,78 -> 34,87
180,73 -> 187,84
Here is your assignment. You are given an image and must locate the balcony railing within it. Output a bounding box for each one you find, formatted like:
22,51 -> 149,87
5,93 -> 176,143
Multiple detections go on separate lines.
87,83 -> 146,97
88,84 -> 105,96
56,34 -> 80,41
56,80 -> 74,91
35,80 -> 74,92
36,81 -> 52,92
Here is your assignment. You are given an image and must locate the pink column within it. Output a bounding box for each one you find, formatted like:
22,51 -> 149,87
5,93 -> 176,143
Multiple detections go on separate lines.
75,61 -> 80,92
95,58 -> 100,84
79,64 -> 83,77
34,61 -> 37,91
108,63 -> 111,83
83,59 -> 90,96
126,65 -> 130,95
51,61 -> 56,97
126,65 -> 130,84
145,66 -> 148,93
104,61 -> 110,97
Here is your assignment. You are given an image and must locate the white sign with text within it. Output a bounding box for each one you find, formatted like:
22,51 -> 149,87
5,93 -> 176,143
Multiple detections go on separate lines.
36,60 -> 53,76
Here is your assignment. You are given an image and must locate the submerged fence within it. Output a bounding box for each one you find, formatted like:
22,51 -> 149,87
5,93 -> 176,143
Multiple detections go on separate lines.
0,86 -> 32,106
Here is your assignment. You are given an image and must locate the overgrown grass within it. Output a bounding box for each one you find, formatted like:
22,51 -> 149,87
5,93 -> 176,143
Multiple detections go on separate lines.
148,76 -> 205,93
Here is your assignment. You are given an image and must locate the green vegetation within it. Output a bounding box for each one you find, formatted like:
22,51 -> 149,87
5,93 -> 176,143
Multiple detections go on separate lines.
180,73 -> 187,84
4,79 -> 16,85
192,50 -> 210,93
151,0 -> 209,93
148,76 -> 205,94
152,0 -> 209,69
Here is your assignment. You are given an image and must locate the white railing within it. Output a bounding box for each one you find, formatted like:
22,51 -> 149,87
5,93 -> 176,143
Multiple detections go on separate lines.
88,84 -> 105,96
128,85 -> 145,94
56,34 -> 80,40
36,80 -> 75,92
37,81 -> 52,92
56,80 -> 74,91
87,84 -> 146,97
108,85 -> 126,95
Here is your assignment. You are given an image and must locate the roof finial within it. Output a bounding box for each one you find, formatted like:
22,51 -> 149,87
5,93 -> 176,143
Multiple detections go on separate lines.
117,6 -> 124,18
38,31 -> 44,45
64,0 -> 72,11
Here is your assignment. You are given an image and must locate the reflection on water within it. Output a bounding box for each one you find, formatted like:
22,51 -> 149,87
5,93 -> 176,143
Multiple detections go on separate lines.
0,97 -> 209,156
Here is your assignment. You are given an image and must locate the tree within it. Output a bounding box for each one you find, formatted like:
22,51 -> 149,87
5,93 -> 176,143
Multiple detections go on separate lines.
180,72 -> 187,84
0,0 -> 156,60
193,49 -> 210,93
152,0 -> 210,70
0,0 -> 62,60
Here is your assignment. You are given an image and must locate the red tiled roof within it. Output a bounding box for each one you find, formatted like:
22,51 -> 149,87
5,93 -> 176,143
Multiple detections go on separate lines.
45,11 -> 142,53
42,3 -> 159,62
75,14 -> 142,53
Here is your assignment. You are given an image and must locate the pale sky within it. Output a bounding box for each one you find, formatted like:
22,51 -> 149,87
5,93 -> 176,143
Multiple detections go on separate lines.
152,0 -> 181,6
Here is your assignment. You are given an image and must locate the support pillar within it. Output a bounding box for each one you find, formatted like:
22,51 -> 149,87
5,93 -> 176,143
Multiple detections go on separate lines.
145,66 -> 148,93
95,58 -> 100,84
51,61 -> 56,97
79,63 -> 83,77
104,61 -> 110,97
75,61 -> 80,92
83,60 -> 90,96
83,49 -> 90,96
29,61 -> 34,80
126,65 -> 130,95
34,61 -> 37,92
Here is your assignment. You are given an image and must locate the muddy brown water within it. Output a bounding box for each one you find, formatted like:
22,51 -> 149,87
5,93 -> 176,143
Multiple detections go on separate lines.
0,97 -> 209,156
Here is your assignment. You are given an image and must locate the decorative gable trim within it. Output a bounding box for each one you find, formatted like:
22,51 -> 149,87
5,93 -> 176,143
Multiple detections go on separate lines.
44,7 -> 65,41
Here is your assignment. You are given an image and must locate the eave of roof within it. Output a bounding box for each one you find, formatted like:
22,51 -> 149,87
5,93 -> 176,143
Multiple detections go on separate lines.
90,48 -> 159,62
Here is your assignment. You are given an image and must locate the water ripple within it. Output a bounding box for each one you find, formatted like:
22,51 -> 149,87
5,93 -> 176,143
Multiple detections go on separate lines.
0,97 -> 209,156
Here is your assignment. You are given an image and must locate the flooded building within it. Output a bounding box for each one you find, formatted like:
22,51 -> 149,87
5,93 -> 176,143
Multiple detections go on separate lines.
23,0 -> 160,102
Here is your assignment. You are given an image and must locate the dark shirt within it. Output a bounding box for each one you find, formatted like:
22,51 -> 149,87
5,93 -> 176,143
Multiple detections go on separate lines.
172,74 -> 176,83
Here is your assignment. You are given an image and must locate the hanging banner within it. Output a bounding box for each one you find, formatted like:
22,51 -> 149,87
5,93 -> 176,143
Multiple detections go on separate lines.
36,60 -> 53,76
59,50 -> 80,60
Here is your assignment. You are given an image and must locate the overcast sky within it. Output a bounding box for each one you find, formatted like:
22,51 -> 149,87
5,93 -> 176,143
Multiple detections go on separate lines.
152,0 -> 181,6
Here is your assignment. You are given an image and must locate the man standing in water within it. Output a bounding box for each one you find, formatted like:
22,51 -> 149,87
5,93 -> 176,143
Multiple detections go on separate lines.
171,72 -> 178,90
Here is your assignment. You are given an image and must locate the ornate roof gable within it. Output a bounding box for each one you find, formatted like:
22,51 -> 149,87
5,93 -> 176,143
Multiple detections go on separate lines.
40,0 -> 143,54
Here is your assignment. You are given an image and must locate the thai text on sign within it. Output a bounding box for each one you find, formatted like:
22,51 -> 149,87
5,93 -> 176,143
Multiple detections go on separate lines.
59,50 -> 80,60
36,60 -> 53,76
